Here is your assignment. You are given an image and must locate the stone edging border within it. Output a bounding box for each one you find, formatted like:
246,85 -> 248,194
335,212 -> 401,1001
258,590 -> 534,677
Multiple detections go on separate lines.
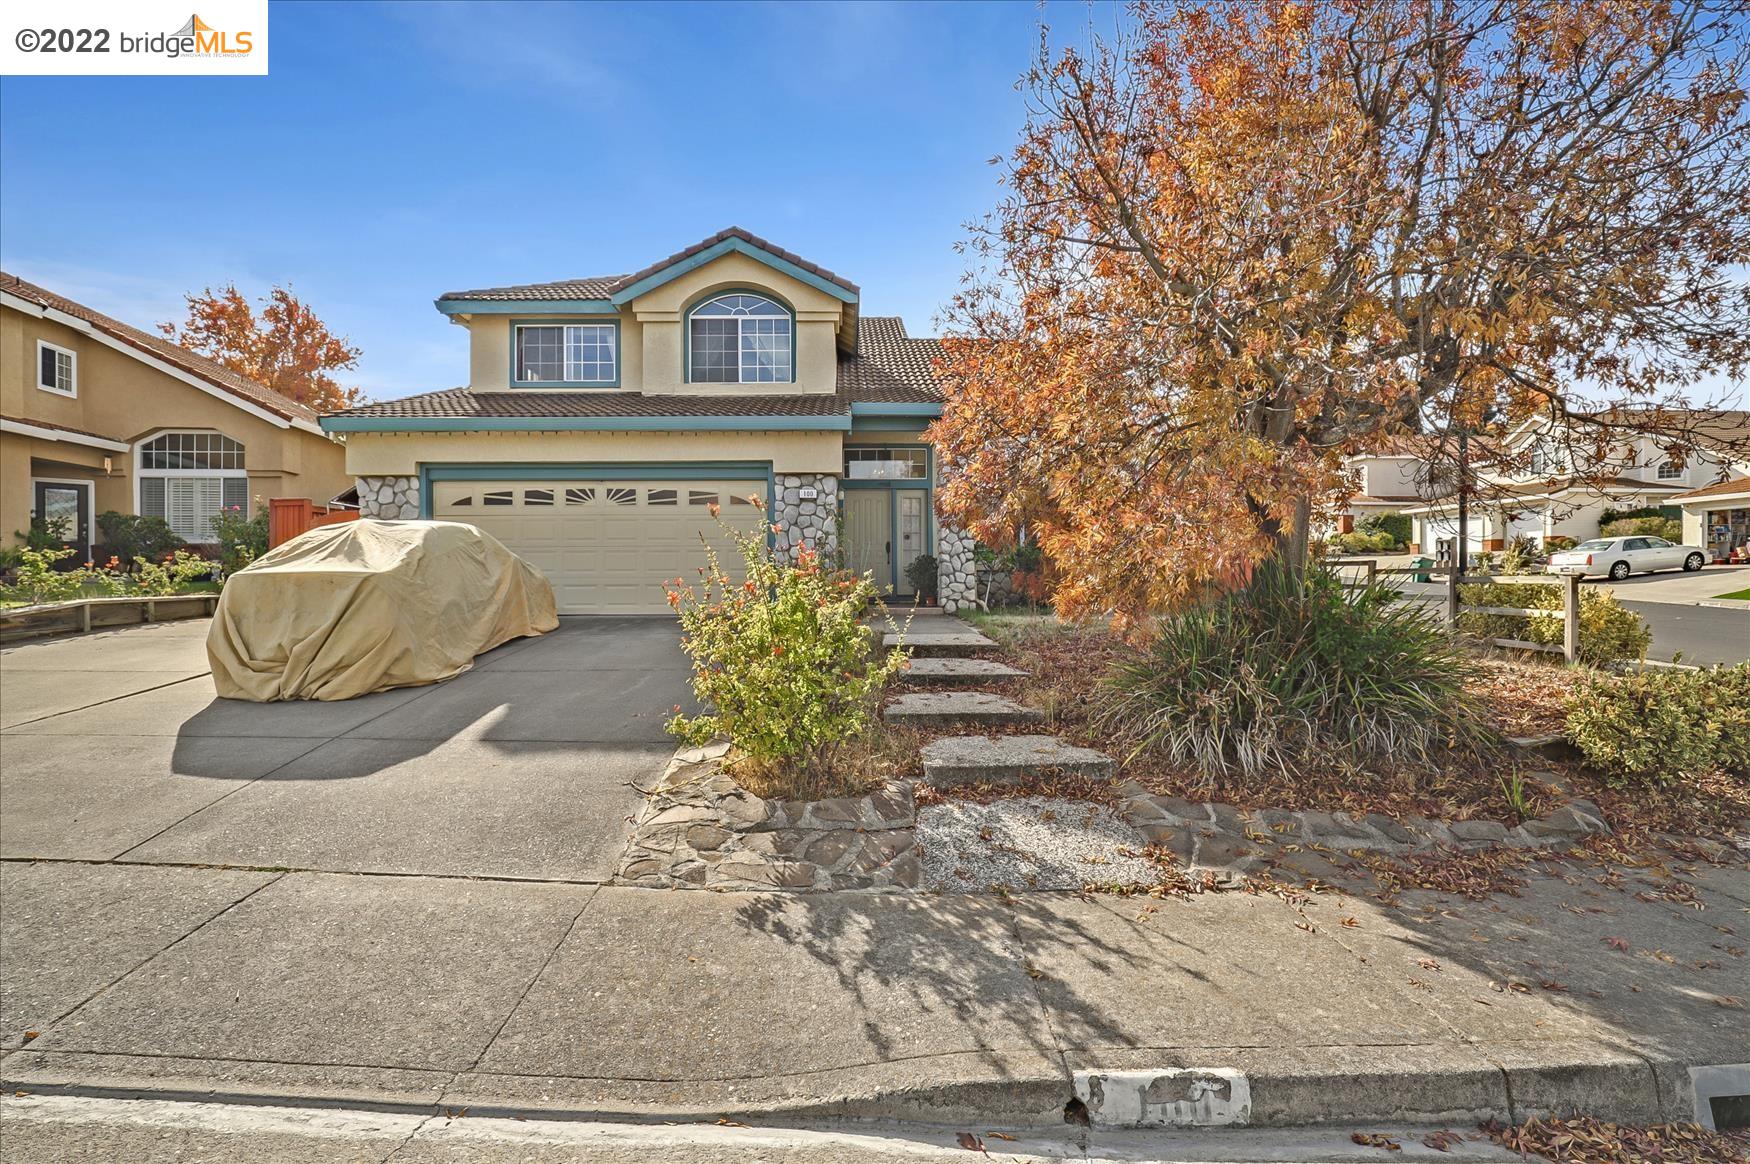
614,743 -> 919,892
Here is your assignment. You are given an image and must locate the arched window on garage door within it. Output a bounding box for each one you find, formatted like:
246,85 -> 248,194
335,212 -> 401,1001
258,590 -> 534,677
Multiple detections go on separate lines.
136,431 -> 248,542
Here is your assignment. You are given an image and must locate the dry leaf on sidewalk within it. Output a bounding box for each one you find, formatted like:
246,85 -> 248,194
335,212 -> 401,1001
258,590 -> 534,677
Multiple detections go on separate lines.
954,1130 -> 988,1154
1350,1131 -> 1401,1150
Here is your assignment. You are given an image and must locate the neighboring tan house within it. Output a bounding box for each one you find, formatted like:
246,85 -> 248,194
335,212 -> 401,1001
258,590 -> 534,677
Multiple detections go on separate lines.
322,228 -> 962,614
1402,411 -> 1747,556
1,273 -> 351,560
1328,436 -> 1444,534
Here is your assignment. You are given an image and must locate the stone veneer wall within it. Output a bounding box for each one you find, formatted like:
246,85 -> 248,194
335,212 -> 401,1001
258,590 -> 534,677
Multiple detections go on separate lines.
938,525 -> 977,613
356,475 -> 421,520
773,473 -> 839,561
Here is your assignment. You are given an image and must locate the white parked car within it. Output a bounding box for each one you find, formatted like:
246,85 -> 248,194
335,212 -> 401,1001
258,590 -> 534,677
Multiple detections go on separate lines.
1546,535 -> 1707,580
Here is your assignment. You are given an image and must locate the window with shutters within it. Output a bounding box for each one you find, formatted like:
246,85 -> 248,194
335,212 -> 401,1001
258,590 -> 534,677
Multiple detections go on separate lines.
135,431 -> 248,542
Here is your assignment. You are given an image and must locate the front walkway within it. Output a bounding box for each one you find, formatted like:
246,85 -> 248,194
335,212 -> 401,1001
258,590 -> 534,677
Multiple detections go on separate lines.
1,619 -> 1745,1132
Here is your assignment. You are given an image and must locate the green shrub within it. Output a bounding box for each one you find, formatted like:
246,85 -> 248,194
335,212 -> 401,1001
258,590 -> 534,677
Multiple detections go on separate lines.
1099,564 -> 1491,781
904,553 -> 939,599
14,515 -> 73,552
0,546 -> 125,606
96,511 -> 184,567
1458,581 -> 1650,666
133,550 -> 215,596
665,505 -> 906,790
1332,529 -> 1396,555
1565,664 -> 1750,785
1357,512 -> 1412,547
1600,504 -> 1679,526
1600,515 -> 1682,541
1544,535 -> 1579,552
208,503 -> 268,576
1499,536 -> 1542,576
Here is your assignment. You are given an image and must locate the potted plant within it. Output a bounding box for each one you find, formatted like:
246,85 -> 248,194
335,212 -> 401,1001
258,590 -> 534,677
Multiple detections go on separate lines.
905,553 -> 939,606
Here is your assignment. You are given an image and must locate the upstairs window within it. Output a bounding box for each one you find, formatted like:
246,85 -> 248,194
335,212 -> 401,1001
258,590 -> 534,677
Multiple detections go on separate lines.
515,323 -> 617,385
688,293 -> 792,384
1656,459 -> 1684,481
37,340 -> 76,396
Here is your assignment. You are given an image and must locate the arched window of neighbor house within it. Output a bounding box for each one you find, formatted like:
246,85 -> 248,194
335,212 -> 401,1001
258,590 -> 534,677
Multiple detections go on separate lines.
688,293 -> 792,384
137,431 -> 247,542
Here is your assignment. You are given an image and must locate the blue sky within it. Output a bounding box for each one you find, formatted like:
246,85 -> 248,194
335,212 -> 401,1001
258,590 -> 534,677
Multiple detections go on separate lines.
2,1 -> 1118,401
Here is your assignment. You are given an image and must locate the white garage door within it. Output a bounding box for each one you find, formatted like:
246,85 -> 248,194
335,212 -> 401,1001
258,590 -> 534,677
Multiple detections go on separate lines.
431,478 -> 767,614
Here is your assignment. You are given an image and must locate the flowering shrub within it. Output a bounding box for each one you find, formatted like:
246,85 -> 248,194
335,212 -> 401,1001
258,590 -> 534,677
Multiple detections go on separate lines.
209,503 -> 267,576
665,502 -> 906,793
134,550 -> 216,596
0,546 -> 127,606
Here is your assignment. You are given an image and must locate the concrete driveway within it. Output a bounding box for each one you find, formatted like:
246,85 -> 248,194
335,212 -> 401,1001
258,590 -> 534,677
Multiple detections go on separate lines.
0,617 -> 688,880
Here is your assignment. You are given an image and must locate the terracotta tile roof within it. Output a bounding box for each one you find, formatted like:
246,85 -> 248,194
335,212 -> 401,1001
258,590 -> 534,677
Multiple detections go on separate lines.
329,318 -> 947,423
0,272 -> 320,426
837,316 -> 945,403
439,227 -> 859,304
0,413 -> 124,442
438,275 -> 625,301
1672,474 -> 1750,502
612,226 -> 858,296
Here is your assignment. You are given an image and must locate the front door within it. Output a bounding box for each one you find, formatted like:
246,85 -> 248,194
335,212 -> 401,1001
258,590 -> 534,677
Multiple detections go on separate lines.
895,490 -> 928,596
845,491 -> 892,592
32,480 -> 91,561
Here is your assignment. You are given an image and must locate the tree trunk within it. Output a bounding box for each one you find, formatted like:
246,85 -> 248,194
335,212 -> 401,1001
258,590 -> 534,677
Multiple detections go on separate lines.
1259,496 -> 1313,574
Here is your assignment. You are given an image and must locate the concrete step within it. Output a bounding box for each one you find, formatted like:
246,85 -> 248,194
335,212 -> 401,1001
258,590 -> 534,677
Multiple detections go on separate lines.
883,692 -> 1044,727
902,657 -> 1030,682
921,734 -> 1117,788
884,630 -> 997,656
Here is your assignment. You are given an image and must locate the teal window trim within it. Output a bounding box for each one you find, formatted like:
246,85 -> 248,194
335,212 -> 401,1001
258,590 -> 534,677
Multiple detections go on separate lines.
510,317 -> 621,389
839,443 -> 934,594
850,416 -> 934,432
436,297 -> 617,316
609,236 -> 858,306
683,288 -> 797,386
418,461 -> 776,527
323,413 -> 849,434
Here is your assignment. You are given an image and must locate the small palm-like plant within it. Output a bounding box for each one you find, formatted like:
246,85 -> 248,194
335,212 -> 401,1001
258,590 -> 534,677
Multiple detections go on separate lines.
1100,564 -> 1492,784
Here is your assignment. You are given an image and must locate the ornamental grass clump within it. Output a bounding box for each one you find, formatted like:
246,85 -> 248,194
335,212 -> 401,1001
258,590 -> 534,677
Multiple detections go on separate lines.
664,502 -> 906,798
1099,564 -> 1491,784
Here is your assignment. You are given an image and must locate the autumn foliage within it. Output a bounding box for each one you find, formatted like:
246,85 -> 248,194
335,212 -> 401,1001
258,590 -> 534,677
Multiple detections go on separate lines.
160,284 -> 364,413
931,0 -> 1750,625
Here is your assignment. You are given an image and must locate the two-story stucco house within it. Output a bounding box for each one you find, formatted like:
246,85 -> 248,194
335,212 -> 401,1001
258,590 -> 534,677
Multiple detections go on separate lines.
1326,436 -> 1444,535
1,273 -> 351,560
1402,411 -> 1747,555
322,229 -> 967,614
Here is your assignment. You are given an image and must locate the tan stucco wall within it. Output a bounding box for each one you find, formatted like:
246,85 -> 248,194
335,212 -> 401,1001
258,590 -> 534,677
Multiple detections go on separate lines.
1,302 -> 352,538
343,429 -> 846,477
460,251 -> 845,397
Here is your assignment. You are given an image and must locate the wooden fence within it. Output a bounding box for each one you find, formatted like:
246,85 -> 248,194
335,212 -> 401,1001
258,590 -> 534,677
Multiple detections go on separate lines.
268,498 -> 359,549
1330,558 -> 1583,663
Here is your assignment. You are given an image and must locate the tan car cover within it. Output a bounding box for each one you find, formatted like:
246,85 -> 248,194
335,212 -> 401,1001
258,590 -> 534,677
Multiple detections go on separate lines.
207,520 -> 558,701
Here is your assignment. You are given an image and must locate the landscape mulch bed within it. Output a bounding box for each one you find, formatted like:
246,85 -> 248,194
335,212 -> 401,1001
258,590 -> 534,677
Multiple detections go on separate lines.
953,616 -> 1749,849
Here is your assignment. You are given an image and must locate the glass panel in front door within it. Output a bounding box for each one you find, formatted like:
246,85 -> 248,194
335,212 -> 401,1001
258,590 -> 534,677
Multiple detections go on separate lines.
896,491 -> 926,594
846,491 -> 891,592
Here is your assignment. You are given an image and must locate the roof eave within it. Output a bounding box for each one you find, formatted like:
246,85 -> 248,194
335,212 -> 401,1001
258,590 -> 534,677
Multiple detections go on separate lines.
321,413 -> 853,434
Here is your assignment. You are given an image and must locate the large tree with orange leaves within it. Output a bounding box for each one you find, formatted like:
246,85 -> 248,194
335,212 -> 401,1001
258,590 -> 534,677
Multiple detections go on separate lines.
160,284 -> 365,412
932,0 -> 1750,624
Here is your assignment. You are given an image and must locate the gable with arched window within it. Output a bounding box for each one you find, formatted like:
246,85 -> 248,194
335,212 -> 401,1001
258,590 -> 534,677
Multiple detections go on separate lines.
687,292 -> 793,384
136,430 -> 248,542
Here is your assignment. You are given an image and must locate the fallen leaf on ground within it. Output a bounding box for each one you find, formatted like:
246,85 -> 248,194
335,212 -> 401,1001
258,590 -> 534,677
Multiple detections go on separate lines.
1350,1131 -> 1401,1150
954,1131 -> 987,1154
1604,936 -> 1629,951
986,1131 -> 1017,1141
714,1118 -> 749,1128
1421,1129 -> 1462,1151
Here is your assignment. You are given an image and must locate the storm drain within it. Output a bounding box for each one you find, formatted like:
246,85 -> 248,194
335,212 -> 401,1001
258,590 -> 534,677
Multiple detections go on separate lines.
1072,1068 -> 1251,1129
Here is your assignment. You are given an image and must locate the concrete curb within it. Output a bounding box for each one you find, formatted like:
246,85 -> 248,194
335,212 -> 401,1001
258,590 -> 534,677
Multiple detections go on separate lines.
3,1042 -> 1724,1131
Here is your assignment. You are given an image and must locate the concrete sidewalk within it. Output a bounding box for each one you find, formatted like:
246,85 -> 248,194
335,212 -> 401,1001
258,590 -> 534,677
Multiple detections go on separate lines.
3,855 -> 1744,1131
